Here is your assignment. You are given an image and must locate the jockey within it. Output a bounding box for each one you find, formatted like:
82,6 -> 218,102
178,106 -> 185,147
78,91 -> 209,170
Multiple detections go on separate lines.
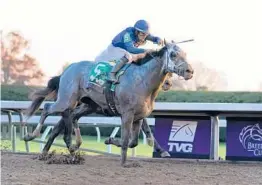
95,19 -> 164,83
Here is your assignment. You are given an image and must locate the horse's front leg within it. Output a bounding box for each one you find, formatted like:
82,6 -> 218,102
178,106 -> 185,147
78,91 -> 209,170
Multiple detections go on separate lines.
120,112 -> 133,166
141,118 -> 170,158
128,119 -> 143,148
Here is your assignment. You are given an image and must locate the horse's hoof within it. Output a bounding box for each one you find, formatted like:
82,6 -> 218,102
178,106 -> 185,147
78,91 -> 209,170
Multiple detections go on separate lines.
38,152 -> 48,161
23,133 -> 36,141
121,162 -> 141,168
121,162 -> 128,168
104,137 -> 112,145
69,145 -> 79,153
146,138 -> 154,147
160,151 -> 171,158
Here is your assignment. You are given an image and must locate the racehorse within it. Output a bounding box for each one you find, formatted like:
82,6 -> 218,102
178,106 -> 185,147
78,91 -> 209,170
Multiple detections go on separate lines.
28,75 -> 173,158
24,40 -> 194,166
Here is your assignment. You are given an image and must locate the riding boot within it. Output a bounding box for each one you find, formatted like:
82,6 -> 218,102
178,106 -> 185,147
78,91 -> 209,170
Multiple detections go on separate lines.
107,56 -> 129,83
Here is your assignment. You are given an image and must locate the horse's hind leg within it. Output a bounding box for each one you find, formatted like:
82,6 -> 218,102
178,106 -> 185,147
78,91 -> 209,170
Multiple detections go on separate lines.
104,119 -> 142,148
104,137 -> 121,147
42,118 -> 65,155
23,103 -> 53,141
68,121 -> 82,153
141,119 -> 170,158
24,79 -> 79,142
68,103 -> 94,153
62,109 -> 74,153
141,118 -> 154,146
42,103 -> 93,155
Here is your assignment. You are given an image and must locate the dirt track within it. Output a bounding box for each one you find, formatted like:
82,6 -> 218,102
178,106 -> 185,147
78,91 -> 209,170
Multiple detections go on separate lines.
1,151 -> 262,185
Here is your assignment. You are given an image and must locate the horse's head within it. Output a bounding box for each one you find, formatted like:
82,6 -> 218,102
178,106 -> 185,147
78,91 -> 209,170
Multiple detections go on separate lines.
163,40 -> 194,80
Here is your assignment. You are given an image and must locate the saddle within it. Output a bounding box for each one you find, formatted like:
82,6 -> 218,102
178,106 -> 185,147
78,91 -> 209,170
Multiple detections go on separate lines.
85,60 -> 131,116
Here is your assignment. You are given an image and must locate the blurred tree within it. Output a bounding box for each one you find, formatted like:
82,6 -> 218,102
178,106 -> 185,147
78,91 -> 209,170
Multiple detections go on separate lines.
1,30 -> 45,85
57,62 -> 71,75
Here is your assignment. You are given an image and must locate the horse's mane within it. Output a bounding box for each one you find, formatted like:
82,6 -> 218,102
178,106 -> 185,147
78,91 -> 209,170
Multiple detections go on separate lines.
135,46 -> 167,66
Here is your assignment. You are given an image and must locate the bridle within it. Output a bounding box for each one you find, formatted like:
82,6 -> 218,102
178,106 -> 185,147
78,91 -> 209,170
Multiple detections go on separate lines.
148,45 -> 187,76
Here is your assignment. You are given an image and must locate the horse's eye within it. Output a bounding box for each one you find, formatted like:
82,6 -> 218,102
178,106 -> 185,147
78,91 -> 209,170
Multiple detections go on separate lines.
170,52 -> 177,59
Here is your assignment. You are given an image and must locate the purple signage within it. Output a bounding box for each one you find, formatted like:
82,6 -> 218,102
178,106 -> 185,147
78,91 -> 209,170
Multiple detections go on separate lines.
153,116 -> 211,159
226,119 -> 262,161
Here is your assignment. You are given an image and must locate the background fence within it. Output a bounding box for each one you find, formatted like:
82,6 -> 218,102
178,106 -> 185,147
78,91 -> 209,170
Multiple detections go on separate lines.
1,100 -> 262,161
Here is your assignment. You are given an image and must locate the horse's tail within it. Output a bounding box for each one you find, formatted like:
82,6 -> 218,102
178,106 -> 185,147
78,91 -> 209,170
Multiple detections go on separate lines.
25,76 -> 61,119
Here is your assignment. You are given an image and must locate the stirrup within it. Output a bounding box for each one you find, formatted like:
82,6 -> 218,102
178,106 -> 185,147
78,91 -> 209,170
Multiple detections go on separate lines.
107,78 -> 119,84
107,73 -> 118,83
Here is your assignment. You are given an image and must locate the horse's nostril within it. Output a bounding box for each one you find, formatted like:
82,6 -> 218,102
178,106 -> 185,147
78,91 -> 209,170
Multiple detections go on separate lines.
186,69 -> 194,74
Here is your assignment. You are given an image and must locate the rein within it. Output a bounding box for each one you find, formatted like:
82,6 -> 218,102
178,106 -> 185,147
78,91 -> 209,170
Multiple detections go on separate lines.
147,47 -> 170,74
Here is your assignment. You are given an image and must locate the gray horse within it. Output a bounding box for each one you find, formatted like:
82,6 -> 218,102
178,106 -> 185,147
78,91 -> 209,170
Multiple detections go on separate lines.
29,75 -> 173,158
24,40 -> 194,166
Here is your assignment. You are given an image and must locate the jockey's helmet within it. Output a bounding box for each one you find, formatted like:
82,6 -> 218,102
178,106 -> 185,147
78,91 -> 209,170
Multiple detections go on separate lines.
134,20 -> 150,34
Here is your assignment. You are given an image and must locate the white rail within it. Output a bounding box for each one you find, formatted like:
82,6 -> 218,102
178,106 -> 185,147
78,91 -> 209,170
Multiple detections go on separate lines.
1,100 -> 261,160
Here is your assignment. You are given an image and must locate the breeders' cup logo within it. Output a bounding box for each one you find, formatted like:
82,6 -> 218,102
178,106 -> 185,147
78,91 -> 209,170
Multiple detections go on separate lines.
167,121 -> 197,153
239,123 -> 262,156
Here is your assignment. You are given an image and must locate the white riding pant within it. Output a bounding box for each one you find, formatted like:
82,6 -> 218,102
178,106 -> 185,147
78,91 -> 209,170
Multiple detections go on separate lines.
94,44 -> 132,62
